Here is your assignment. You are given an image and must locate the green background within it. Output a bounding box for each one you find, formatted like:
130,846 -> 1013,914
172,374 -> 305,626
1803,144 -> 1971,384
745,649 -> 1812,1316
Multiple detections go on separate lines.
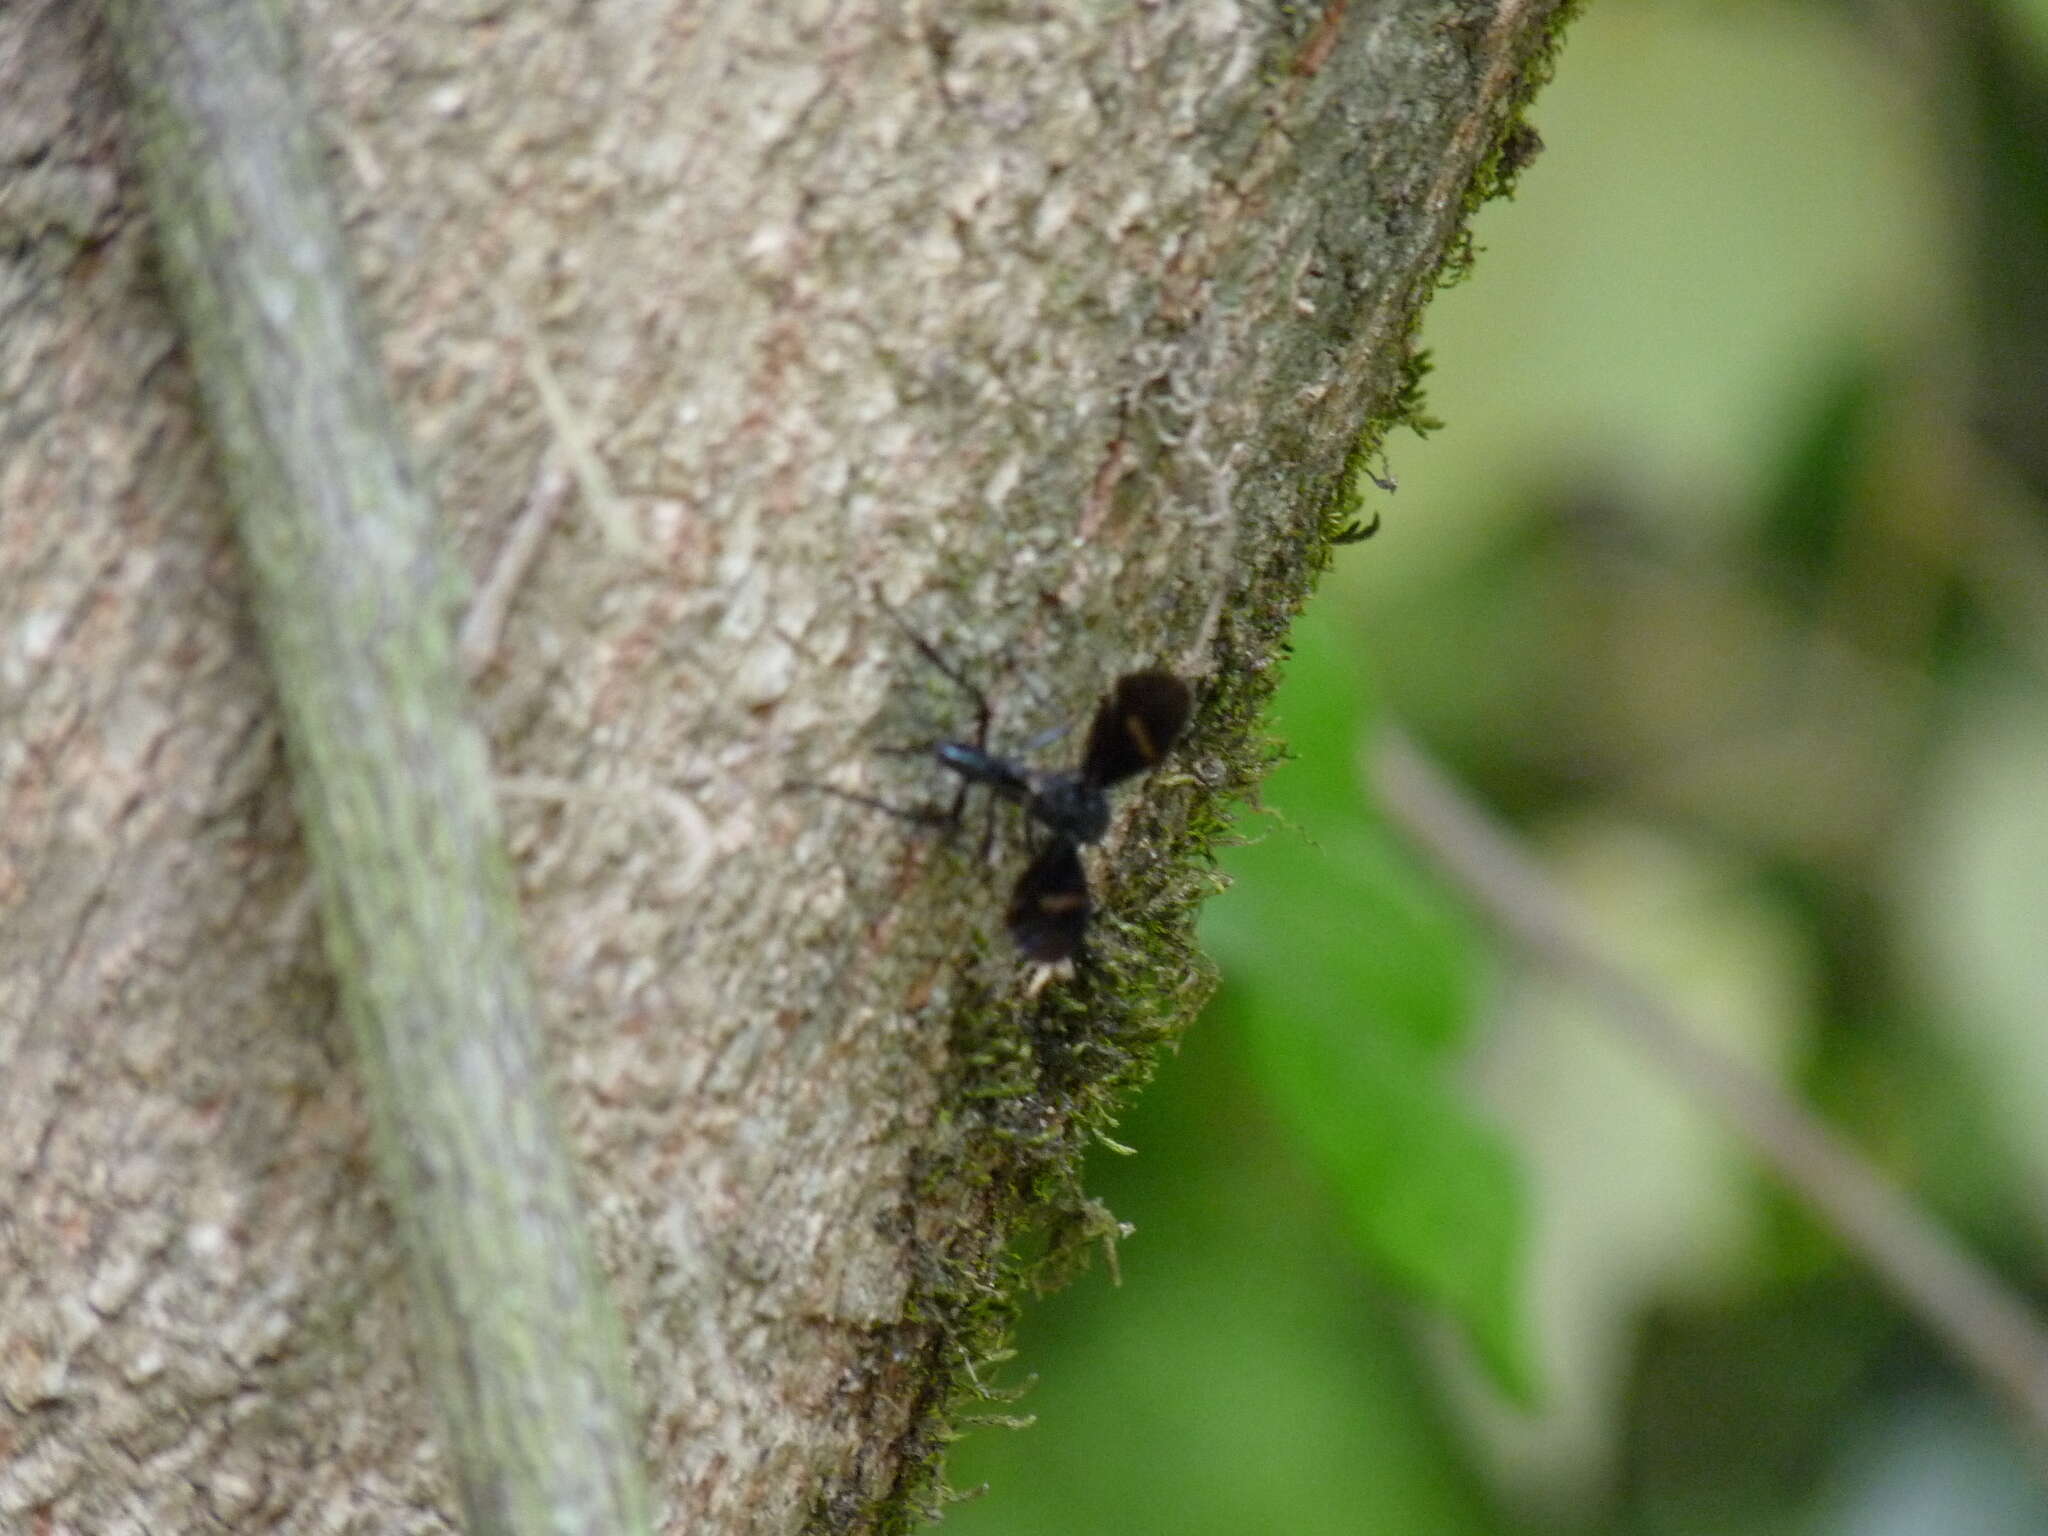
950,3 -> 2048,1533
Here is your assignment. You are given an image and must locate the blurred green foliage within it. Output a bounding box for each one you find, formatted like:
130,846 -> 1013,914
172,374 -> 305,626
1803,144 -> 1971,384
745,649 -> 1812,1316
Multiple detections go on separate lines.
949,3 -> 2048,1533
1206,599 -> 1533,1400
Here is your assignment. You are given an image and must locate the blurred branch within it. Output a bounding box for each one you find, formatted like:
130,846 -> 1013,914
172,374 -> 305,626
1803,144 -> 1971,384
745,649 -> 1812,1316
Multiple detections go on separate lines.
1372,725 -> 2048,1450
103,1 -> 653,1530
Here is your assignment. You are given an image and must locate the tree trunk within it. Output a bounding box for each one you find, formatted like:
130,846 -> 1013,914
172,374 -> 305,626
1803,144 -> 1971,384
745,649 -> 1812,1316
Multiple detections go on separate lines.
0,0 -> 1570,1529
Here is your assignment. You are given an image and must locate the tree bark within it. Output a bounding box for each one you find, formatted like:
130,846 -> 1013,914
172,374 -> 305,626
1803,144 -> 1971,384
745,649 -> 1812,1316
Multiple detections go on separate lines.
0,0 -> 1571,1530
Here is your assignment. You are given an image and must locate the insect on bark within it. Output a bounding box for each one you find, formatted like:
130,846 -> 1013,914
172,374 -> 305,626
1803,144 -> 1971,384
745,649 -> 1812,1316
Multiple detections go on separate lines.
795,606 -> 1192,963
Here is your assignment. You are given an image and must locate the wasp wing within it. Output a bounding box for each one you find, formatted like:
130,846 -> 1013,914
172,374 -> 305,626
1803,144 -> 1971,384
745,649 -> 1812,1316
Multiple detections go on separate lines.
1006,839 -> 1092,962
1078,671 -> 1192,788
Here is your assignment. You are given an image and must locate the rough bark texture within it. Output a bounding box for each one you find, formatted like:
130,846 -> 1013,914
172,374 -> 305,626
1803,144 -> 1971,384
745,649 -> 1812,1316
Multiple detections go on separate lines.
0,0 -> 1568,1530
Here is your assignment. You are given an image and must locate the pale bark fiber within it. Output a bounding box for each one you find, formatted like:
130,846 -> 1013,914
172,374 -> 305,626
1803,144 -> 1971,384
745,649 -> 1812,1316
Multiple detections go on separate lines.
0,0 -> 1567,1531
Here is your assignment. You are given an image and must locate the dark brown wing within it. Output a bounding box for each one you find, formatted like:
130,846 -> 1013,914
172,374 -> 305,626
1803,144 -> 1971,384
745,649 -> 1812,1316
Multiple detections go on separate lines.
1079,671 -> 1192,788
1006,840 -> 1091,962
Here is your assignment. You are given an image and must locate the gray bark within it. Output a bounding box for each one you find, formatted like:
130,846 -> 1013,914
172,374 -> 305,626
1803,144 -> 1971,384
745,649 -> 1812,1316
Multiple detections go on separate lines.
0,0 -> 1570,1530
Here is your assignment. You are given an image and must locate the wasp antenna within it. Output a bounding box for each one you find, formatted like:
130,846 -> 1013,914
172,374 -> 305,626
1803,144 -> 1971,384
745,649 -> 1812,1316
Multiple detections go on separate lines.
874,593 -> 993,736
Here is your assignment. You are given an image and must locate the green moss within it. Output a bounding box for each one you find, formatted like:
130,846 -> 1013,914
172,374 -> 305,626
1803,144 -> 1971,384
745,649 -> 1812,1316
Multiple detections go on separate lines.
813,597 -> 1299,1535
1435,0 -> 1584,282
822,10 -> 1591,1532
1323,0 -> 1583,575
836,648 -> 1283,1521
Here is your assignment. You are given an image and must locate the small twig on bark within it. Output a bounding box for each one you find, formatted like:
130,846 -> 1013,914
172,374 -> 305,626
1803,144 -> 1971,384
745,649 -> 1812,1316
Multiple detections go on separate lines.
496,288 -> 645,559
461,458 -> 574,677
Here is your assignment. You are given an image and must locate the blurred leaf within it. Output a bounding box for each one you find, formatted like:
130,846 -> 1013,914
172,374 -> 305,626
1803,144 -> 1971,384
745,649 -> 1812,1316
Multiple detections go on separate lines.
1442,821 -> 1813,1509
1963,5 -> 2048,498
1218,601 -> 1470,1047
1752,346 -> 1881,602
2006,0 -> 2048,73
1205,600 -> 1535,1397
1235,983 -> 1534,1401
1217,824 -> 1475,1055
952,877 -> 1520,1536
1902,674 -> 2048,1251
1250,594 -> 1388,824
950,1002 -> 1498,1536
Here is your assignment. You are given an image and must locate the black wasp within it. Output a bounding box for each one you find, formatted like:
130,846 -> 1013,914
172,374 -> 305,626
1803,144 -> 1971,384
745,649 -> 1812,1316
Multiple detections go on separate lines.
975,667 -> 1193,962
810,608 -> 1192,963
